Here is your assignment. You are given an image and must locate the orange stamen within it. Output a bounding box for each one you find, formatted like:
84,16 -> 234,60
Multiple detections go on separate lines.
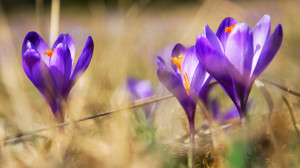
169,55 -> 184,73
184,72 -> 190,95
170,55 -> 190,95
44,48 -> 55,58
225,24 -> 236,33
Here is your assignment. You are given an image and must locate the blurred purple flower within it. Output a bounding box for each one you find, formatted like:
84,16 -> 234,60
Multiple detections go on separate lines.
211,100 -> 241,122
196,14 -> 283,118
157,43 -> 211,140
22,32 -> 94,123
126,76 -> 154,120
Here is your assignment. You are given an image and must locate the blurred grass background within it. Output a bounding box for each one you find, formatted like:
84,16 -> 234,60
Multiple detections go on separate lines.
0,0 -> 300,167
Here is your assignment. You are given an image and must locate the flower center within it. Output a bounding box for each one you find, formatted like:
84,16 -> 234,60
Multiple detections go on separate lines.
170,55 -> 190,95
44,48 -> 55,58
225,24 -> 236,33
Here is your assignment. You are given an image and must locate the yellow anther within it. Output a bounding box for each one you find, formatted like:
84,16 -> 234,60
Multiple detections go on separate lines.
225,24 -> 236,33
44,48 -> 55,58
170,55 -> 184,73
170,54 -> 190,95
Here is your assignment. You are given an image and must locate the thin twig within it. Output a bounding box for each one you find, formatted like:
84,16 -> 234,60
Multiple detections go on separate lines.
3,94 -> 174,144
282,96 -> 300,139
260,77 -> 300,97
2,77 -> 299,144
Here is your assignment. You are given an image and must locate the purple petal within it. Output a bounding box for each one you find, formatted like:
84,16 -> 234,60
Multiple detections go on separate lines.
22,48 -> 59,114
216,17 -> 238,49
189,63 -> 211,103
22,32 -> 50,66
70,36 -> 94,82
220,106 -> 239,121
252,14 -> 271,75
171,43 -> 187,58
211,100 -> 219,119
183,100 -> 196,122
252,24 -> 283,79
181,46 -> 199,86
225,23 -> 253,83
196,34 -> 240,114
211,100 -> 240,121
134,80 -> 153,99
63,36 -> 94,97
126,77 -> 154,120
196,33 -> 228,78
49,43 -> 73,97
198,83 -> 214,106
170,45 -> 200,92
170,43 -> 188,72
52,34 -> 75,63
157,56 -> 188,100
221,23 -> 257,117
196,34 -> 242,117
157,56 -> 196,119
203,24 -> 224,54
157,56 -> 168,70
126,77 -> 153,100
127,77 -> 139,100
220,101 -> 251,121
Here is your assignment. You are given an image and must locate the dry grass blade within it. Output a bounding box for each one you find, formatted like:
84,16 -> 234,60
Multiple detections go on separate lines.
282,96 -> 300,139
260,77 -> 300,97
3,94 -> 174,144
49,0 -> 60,45
256,81 -> 274,119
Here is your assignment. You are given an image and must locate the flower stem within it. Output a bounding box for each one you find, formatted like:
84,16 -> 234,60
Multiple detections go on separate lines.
240,102 -> 248,134
188,120 -> 195,168
241,117 -> 247,135
54,109 -> 65,133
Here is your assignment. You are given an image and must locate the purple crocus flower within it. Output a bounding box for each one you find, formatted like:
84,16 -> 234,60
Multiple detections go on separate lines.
126,76 -> 154,120
157,43 -> 211,141
196,14 -> 283,118
22,32 -> 94,123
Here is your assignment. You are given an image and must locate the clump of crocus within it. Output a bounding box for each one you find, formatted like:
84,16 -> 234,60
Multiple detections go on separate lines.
22,32 -> 94,123
157,43 -> 211,141
126,76 -> 154,120
196,14 -> 283,120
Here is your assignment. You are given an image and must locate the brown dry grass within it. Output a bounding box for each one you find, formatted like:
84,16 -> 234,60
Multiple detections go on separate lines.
0,0 -> 300,167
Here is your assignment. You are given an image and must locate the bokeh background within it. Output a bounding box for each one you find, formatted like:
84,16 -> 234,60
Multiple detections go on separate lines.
0,0 -> 300,167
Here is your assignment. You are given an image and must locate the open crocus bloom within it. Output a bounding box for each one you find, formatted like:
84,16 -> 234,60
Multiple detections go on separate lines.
22,32 -> 94,123
126,76 -> 154,120
157,43 -> 211,140
196,14 -> 283,118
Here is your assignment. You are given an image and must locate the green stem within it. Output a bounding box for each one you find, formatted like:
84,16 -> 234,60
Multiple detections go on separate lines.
54,107 -> 65,133
188,120 -> 195,168
240,102 -> 250,165
239,101 -> 248,134
241,117 -> 247,135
